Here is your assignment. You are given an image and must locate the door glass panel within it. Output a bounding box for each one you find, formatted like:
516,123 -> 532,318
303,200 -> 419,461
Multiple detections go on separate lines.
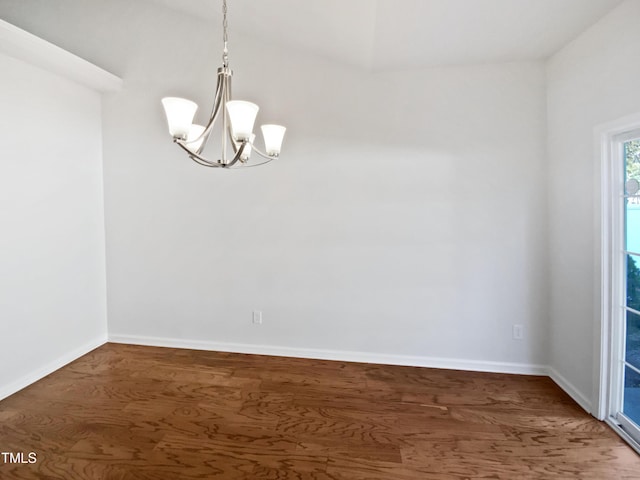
626,140 -> 640,253
627,254 -> 640,312
622,139 -> 640,442
627,204 -> 640,254
626,310 -> 640,367
626,140 -> 640,185
623,366 -> 640,426
626,141 -> 640,433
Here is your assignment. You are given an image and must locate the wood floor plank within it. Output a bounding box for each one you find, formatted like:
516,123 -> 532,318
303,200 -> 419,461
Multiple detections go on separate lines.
295,440 -> 403,464
155,432 -> 328,472
0,343 -> 638,479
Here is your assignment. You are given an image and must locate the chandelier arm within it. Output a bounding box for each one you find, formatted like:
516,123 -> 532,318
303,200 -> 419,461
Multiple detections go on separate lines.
228,131 -> 241,155
228,157 -> 274,169
222,140 -> 247,168
191,156 -> 273,169
179,77 -> 224,156
248,143 -> 279,161
202,74 -> 226,146
222,73 -> 240,156
207,72 -> 226,124
222,74 -> 229,162
174,140 -> 222,167
175,138 -> 247,168
189,156 -> 224,168
186,72 -> 228,155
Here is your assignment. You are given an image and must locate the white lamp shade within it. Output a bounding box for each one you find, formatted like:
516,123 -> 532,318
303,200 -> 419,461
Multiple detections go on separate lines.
261,124 -> 286,156
226,100 -> 259,141
186,124 -> 206,153
240,133 -> 255,161
161,97 -> 198,139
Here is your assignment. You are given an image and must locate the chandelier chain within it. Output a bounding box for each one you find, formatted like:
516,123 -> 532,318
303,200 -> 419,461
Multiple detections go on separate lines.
222,0 -> 229,66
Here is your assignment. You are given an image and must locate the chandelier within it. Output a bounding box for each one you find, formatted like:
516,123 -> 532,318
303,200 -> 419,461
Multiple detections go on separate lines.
161,0 -> 286,168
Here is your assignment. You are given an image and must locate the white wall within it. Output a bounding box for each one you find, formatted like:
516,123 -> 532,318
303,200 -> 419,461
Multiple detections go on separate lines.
0,0 -> 549,372
547,0 -> 640,410
98,6 -> 549,369
0,51 -> 108,398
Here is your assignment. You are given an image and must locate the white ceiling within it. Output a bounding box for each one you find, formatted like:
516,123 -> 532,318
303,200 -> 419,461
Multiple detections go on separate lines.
147,0 -> 623,70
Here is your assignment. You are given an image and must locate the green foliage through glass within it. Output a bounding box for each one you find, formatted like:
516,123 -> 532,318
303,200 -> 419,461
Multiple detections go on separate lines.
626,140 -> 640,184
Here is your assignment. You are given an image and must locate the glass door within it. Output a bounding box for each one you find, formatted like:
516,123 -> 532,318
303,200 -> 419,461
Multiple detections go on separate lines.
616,136 -> 640,442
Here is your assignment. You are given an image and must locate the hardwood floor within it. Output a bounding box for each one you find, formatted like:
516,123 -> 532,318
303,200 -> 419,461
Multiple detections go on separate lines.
0,343 -> 638,479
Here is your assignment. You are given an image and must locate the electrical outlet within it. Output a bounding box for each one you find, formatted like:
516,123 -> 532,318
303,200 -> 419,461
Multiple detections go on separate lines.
512,324 -> 524,340
252,310 -> 263,325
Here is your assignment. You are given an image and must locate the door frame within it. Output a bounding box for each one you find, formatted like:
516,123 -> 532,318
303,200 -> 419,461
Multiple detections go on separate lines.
595,113 -> 640,454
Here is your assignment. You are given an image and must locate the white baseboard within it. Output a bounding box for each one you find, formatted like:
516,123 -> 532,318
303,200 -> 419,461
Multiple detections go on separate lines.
0,335 -> 107,401
108,333 -> 549,376
548,366 -> 592,413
